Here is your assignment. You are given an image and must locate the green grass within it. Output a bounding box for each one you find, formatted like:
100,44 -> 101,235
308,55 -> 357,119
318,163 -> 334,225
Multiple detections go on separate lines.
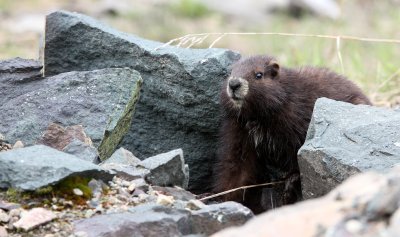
169,0 -> 211,18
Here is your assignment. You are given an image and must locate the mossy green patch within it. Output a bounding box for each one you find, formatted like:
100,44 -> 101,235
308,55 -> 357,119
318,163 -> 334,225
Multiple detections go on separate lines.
3,176 -> 94,206
98,76 -> 143,161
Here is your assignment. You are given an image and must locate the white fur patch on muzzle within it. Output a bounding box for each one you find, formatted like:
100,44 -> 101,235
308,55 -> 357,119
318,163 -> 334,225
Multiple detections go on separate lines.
227,76 -> 249,105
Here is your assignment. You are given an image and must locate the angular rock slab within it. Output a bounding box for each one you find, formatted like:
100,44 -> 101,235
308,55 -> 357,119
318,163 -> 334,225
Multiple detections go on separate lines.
212,166 -> 400,237
140,149 -> 189,189
74,205 -> 192,237
13,208 -> 57,231
191,202 -> 254,236
0,68 -> 142,160
0,145 -> 113,190
74,203 -> 253,237
44,10 -> 241,192
0,57 -> 42,105
298,98 -> 400,199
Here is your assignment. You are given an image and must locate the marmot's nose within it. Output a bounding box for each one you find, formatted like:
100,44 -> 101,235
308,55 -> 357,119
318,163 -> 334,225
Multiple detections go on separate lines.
229,79 -> 241,91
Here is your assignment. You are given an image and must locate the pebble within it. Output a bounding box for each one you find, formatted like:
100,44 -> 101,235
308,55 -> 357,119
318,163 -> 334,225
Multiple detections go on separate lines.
121,180 -> 131,187
73,188 -> 84,196
0,226 -> 8,237
0,200 -> 21,211
84,209 -> 95,218
12,140 -> 24,149
128,183 -> 136,192
0,209 -> 10,223
185,199 -> 205,211
9,208 -> 21,218
156,194 -> 175,206
345,219 -> 364,234
75,231 -> 89,237
13,208 -> 57,231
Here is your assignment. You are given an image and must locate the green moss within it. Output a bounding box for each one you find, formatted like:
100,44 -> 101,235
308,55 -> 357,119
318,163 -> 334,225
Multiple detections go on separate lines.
5,188 -> 22,202
35,186 -> 54,195
98,76 -> 142,161
3,176 -> 94,206
55,176 -> 92,200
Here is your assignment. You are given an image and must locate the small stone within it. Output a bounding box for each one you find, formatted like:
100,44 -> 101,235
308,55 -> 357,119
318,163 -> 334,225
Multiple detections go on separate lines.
0,226 -> 7,237
8,208 -> 21,218
74,231 -> 89,237
73,188 -> 84,196
12,141 -> 24,149
156,194 -> 175,206
128,183 -> 136,192
345,219 -> 363,234
13,208 -> 57,231
186,199 -> 206,211
0,209 -> 10,223
132,188 -> 145,197
138,193 -> 149,202
0,200 -> 20,211
84,209 -> 95,218
44,234 -> 55,237
121,180 -> 131,187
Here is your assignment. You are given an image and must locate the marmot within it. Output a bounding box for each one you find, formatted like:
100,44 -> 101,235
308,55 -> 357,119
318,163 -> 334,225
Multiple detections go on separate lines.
214,55 -> 371,214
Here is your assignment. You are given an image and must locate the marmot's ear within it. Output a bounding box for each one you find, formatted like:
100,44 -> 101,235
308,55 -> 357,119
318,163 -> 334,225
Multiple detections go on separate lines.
268,60 -> 280,78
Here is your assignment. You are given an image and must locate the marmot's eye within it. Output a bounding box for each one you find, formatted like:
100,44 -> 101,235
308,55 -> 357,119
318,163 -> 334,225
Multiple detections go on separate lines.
255,72 -> 263,79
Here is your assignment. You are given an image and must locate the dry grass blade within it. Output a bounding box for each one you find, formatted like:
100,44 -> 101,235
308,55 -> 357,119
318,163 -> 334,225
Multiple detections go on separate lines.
198,181 -> 285,201
336,36 -> 345,74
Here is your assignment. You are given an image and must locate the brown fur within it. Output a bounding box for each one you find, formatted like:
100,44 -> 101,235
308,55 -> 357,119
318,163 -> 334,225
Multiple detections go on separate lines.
214,55 -> 371,214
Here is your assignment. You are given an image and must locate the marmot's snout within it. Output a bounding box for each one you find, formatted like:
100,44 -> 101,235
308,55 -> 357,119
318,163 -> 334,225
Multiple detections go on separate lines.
229,78 -> 241,92
227,77 -> 249,102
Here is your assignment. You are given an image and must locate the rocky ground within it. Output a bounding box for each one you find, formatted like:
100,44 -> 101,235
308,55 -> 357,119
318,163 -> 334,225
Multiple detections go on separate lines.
1,10 -> 400,237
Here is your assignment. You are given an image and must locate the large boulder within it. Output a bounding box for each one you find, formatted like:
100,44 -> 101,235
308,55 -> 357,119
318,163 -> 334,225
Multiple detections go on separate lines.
74,202 -> 253,237
44,10 -> 241,192
0,68 -> 142,160
212,166 -> 400,237
0,145 -> 113,190
298,98 -> 400,199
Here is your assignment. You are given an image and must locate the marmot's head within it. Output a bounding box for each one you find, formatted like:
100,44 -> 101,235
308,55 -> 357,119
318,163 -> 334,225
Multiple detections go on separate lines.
221,55 -> 287,117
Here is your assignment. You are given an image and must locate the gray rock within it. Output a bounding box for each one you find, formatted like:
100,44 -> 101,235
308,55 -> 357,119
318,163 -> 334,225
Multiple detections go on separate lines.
74,204 -> 191,237
0,145 -> 114,190
44,10 -> 240,191
298,98 -> 400,199
153,186 -> 196,201
0,200 -> 20,211
101,147 -> 141,165
100,148 -> 147,179
13,207 -> 57,231
190,202 -> 254,236
100,163 -> 150,180
212,168 -> 400,237
140,149 -> 189,189
0,226 -> 7,237
74,202 -> 252,237
63,139 -> 99,164
0,68 -> 142,160
0,58 -> 42,106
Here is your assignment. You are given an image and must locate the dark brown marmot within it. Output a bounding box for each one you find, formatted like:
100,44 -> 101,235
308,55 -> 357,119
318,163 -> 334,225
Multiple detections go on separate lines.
214,55 -> 371,214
